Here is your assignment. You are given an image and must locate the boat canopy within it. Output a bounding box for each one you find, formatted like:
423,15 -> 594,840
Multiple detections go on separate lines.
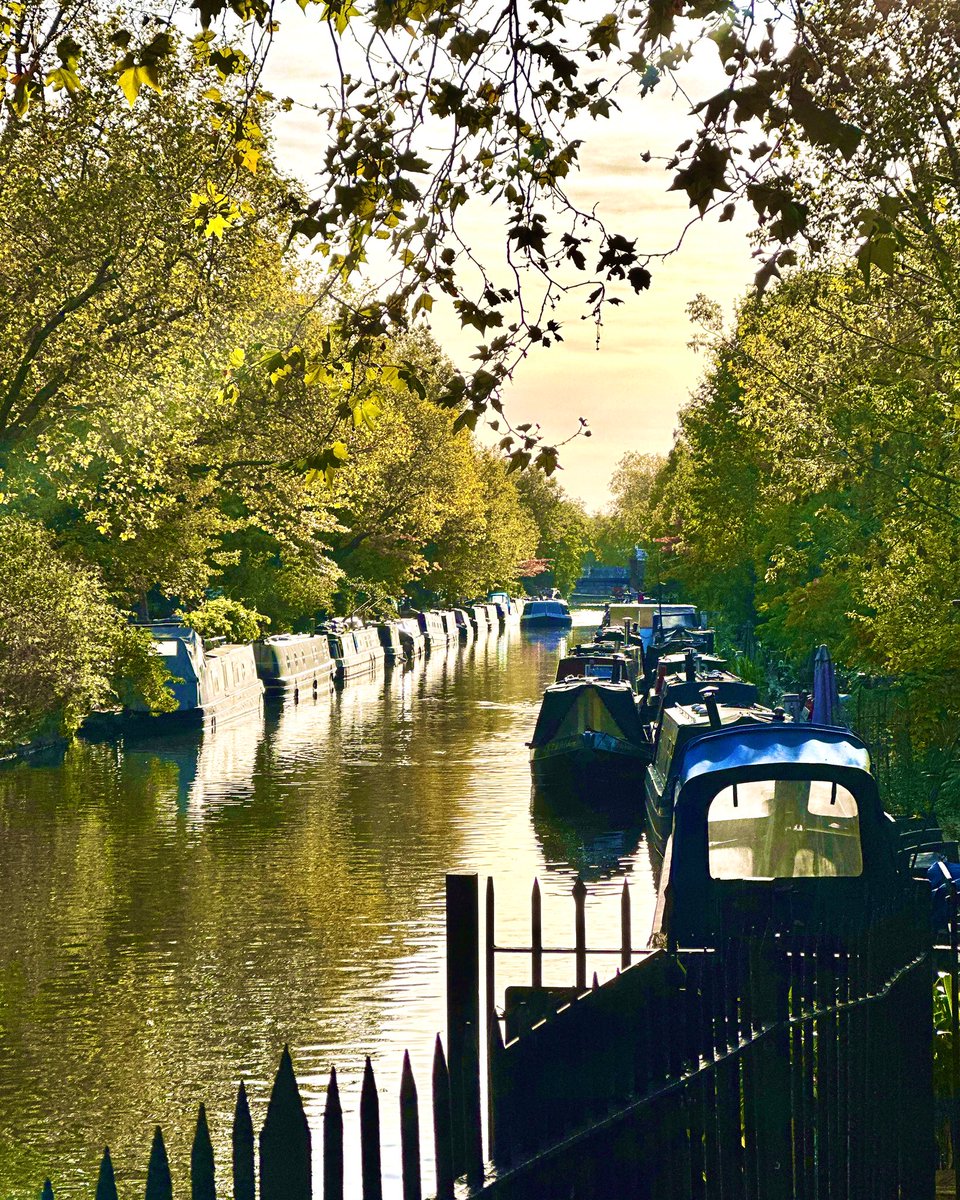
655,723 -> 899,945
530,679 -> 644,748
676,724 -> 871,789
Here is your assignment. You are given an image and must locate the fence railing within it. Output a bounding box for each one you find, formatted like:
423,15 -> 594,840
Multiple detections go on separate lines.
31,874 -> 951,1200
484,893 -> 937,1200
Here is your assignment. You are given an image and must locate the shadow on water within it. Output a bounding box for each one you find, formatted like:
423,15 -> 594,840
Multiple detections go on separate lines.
530,780 -> 645,881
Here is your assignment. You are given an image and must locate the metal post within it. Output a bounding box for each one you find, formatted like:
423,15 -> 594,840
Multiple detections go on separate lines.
573,878 -> 587,991
621,878 -> 632,969
446,873 -> 479,1176
532,878 -> 543,988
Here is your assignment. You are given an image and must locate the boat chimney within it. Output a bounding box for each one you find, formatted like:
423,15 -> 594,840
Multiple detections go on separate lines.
773,706 -> 786,722
611,658 -> 623,684
700,686 -> 722,729
684,648 -> 697,682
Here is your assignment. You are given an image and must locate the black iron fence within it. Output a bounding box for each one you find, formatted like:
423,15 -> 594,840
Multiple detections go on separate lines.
31,874 -> 955,1200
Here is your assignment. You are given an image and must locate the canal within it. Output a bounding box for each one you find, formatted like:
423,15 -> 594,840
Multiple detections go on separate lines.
0,615 -> 658,1198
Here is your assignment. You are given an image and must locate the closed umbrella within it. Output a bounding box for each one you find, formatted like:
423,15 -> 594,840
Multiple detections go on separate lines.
811,643 -> 844,726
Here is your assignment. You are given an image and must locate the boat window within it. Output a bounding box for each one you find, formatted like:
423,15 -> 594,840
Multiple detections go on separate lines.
153,640 -> 181,657
707,778 -> 862,880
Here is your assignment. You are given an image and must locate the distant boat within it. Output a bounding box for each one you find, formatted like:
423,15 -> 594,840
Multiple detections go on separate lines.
487,591 -> 524,622
87,622 -> 264,733
254,633 -> 336,698
520,599 -> 573,628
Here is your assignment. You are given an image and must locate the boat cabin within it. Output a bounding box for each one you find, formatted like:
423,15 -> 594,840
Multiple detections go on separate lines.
652,724 -> 902,945
555,652 -> 636,688
644,697 -> 779,859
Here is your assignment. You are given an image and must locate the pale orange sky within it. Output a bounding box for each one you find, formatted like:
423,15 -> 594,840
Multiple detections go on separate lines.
264,15 -> 757,509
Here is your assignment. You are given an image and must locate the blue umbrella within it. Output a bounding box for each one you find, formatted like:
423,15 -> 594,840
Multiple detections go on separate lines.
811,644 -> 844,726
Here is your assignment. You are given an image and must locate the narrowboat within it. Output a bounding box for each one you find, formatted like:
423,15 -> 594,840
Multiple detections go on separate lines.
87,622 -> 264,733
470,604 -> 491,632
417,609 -> 448,651
324,623 -> 386,683
644,685 -> 780,861
375,620 -> 406,666
528,662 -> 652,785
521,599 -> 573,628
435,609 -> 461,644
483,602 -> 501,628
453,608 -> 475,641
254,632 -> 336,698
397,616 -> 427,660
559,644 -> 641,692
488,591 -> 524,622
650,723 -> 903,945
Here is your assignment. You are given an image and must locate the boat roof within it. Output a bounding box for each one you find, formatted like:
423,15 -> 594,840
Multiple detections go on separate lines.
526,600 -> 569,612
677,723 -> 870,787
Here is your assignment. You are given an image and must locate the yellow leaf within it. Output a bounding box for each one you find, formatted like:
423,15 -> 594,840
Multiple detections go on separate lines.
412,292 -> 433,316
204,213 -> 229,239
229,347 -> 246,368
202,87 -> 222,101
331,440 -> 349,462
241,145 -> 260,173
137,64 -> 162,95
45,66 -> 81,94
118,66 -> 140,106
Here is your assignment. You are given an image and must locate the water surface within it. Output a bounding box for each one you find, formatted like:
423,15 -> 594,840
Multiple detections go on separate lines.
0,617 -> 657,1197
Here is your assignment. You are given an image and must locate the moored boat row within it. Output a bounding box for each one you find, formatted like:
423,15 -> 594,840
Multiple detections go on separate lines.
527,596 -> 923,947
86,597 -> 523,736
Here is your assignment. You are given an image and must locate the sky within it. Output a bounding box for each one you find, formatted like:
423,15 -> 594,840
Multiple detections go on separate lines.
263,13 -> 759,510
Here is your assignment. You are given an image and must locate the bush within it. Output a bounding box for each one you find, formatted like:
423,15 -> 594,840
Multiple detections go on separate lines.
178,597 -> 270,644
0,516 -> 175,750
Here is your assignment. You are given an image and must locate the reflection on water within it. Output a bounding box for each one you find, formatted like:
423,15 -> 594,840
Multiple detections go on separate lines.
0,613 -> 656,1198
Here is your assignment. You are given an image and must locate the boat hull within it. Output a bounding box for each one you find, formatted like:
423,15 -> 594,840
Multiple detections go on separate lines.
531,731 -> 651,786
521,614 -> 573,628
85,680 -> 264,736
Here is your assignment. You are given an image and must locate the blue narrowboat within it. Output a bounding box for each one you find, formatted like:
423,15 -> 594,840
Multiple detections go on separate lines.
521,599 -> 573,628
644,682 -> 778,860
651,723 -> 902,945
87,622 -> 264,734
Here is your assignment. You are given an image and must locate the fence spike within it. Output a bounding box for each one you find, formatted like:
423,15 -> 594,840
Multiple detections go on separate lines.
432,1035 -> 455,1200
324,1067 -> 344,1200
41,1180 -> 53,1200
260,1045 -> 311,1200
145,1126 -> 172,1200
232,1082 -> 255,1200
360,1056 -> 383,1200
191,1103 -> 216,1200
96,1147 -> 118,1200
400,1051 -> 422,1200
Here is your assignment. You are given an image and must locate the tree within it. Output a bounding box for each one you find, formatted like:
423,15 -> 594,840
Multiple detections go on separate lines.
514,470 -> 592,595
7,0 -> 943,477
593,452 -> 664,567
